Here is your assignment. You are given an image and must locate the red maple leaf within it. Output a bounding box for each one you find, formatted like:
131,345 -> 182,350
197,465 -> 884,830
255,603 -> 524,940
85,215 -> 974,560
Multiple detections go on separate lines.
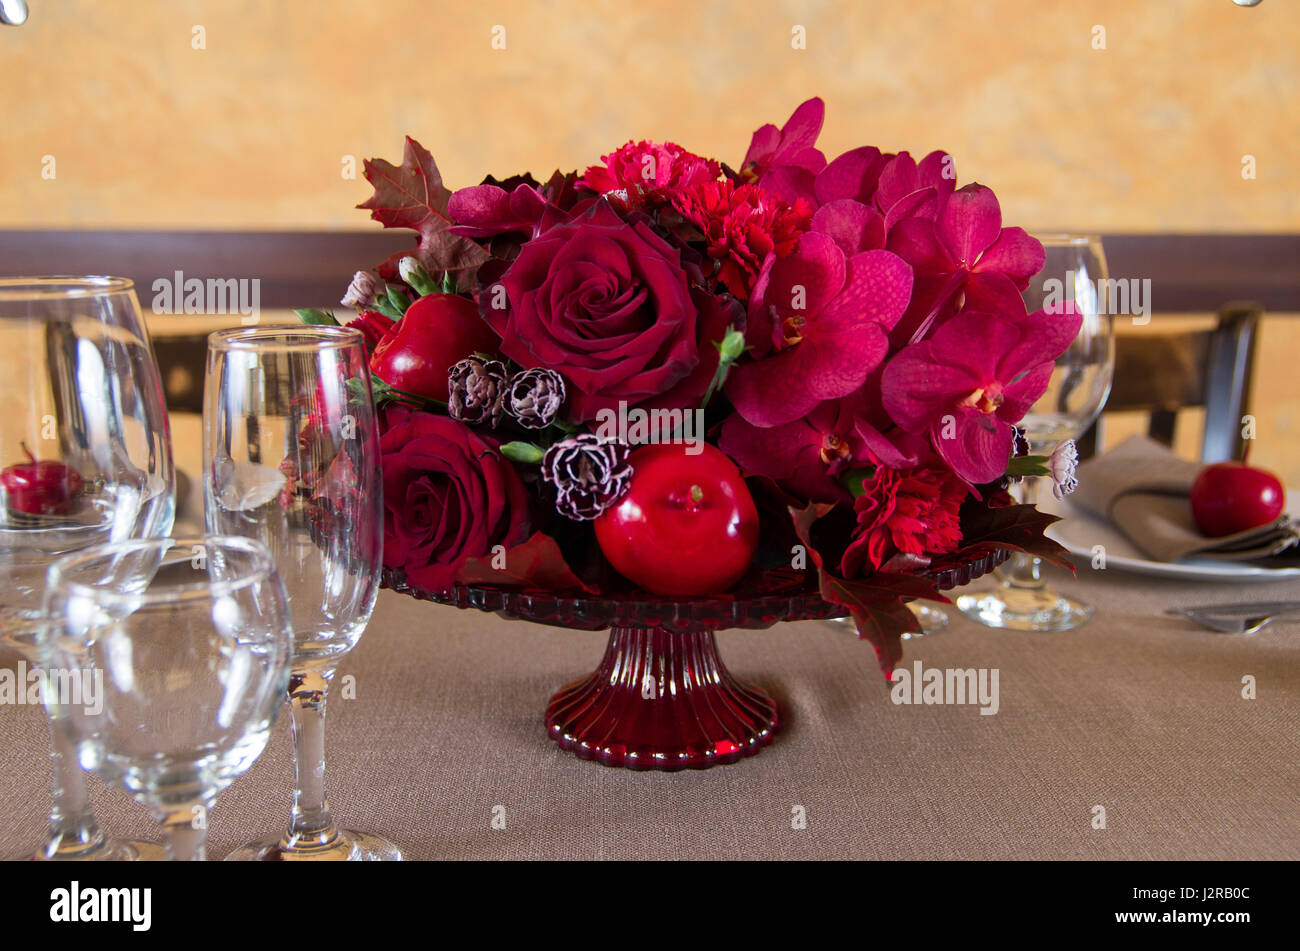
788,501 -> 949,680
357,136 -> 490,280
930,503 -> 1076,575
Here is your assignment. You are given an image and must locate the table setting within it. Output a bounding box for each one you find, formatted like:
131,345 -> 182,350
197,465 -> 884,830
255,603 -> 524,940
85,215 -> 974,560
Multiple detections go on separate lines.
1,93 -> 1297,867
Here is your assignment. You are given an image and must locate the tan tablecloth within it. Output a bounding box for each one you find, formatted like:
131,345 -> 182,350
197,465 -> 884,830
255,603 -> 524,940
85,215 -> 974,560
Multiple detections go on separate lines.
2,563 -> 1298,861
3,412 -> 1297,860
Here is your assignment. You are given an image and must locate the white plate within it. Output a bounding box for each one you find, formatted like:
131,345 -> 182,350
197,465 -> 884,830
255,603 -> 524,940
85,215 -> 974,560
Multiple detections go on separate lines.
1040,492 -> 1300,583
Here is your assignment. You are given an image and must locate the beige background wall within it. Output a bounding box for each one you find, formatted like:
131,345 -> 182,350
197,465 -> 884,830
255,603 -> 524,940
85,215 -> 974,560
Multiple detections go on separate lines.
1,0 -> 1297,481
1,0 -> 1295,231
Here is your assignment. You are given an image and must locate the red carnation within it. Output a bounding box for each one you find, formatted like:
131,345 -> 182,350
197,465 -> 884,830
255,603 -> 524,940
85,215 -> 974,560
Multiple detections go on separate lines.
671,180 -> 812,301
840,459 -> 967,576
579,140 -> 720,205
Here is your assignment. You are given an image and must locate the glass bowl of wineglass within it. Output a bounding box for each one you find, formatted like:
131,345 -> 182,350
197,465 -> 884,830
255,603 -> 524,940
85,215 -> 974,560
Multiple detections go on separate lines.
0,276 -> 174,860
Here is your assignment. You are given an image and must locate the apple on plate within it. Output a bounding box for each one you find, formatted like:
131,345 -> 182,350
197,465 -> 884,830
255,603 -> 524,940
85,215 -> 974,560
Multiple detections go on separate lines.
1189,459 -> 1286,538
0,444 -> 84,516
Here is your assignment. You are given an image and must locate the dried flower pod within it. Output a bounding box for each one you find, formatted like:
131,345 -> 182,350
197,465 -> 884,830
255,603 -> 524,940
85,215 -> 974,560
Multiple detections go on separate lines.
505,368 -> 567,429
448,357 -> 509,426
341,269 -> 384,309
541,434 -> 633,521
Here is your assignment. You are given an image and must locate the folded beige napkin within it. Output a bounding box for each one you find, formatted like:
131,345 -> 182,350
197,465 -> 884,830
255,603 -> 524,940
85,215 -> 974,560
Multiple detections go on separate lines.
1072,435 -> 1298,563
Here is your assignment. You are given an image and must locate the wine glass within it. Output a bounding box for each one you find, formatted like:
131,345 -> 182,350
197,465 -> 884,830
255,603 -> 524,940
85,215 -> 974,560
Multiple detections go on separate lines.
0,276 -> 174,860
204,325 -> 400,861
956,234 -> 1115,630
40,536 -> 292,861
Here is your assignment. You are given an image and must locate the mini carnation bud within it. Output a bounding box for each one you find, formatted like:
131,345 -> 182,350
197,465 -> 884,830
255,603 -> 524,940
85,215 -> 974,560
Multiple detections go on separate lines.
341,270 -> 383,309
1048,439 -> 1079,500
448,357 -> 509,427
541,434 -> 633,521
505,368 -> 566,430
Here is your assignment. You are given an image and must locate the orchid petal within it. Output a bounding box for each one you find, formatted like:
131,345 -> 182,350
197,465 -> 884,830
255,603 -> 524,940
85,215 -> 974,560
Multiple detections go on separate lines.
937,184 -> 1002,269
811,199 -> 885,255
933,410 -> 1014,485
815,146 -> 887,205
975,226 -> 1045,286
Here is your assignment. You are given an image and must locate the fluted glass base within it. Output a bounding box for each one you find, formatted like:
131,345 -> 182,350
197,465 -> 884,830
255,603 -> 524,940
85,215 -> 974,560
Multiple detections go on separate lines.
546,626 -> 777,771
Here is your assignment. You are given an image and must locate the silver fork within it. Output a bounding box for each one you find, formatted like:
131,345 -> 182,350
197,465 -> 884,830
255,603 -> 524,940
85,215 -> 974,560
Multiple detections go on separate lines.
1167,602 -> 1300,635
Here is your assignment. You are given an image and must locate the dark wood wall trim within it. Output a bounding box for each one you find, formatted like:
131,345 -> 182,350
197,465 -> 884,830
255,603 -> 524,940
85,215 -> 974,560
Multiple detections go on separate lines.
1,231 -> 1296,313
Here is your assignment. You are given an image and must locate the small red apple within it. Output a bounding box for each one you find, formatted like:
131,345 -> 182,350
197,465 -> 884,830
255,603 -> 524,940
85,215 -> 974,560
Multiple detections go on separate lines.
594,443 -> 759,596
1,443 -> 85,516
369,293 -> 500,403
1189,460 -> 1285,538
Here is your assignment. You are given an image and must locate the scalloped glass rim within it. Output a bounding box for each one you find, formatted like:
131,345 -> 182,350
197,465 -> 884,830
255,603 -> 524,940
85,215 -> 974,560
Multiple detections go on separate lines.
383,549 -> 1011,633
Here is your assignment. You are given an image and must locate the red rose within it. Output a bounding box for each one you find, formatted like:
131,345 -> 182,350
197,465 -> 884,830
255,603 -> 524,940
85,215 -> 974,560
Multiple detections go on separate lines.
345,310 -> 395,352
484,201 -> 735,421
840,458 -> 967,576
370,294 -> 500,403
380,408 -> 530,593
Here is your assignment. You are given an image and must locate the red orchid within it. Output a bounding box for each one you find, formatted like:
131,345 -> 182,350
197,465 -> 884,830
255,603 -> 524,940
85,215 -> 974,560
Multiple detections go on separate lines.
741,98 -> 828,205
810,198 -> 886,256
888,183 -> 1045,342
814,146 -> 891,207
671,180 -> 812,300
873,150 -> 955,232
880,305 -> 1082,485
726,233 -> 912,427
718,399 -> 866,503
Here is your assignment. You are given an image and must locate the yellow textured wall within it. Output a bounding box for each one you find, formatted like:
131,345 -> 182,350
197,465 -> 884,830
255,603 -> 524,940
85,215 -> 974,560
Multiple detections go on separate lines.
0,0 -> 1295,231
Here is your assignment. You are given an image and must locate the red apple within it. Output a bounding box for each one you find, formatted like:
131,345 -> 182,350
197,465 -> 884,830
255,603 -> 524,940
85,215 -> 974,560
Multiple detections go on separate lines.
594,443 -> 759,596
1,444 -> 85,516
1189,461 -> 1285,538
369,293 -> 500,403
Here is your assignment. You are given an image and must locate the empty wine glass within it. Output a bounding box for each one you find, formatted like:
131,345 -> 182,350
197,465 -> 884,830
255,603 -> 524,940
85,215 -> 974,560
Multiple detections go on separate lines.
39,536 -> 292,861
956,234 -> 1115,631
0,276 -> 174,860
204,325 -> 400,861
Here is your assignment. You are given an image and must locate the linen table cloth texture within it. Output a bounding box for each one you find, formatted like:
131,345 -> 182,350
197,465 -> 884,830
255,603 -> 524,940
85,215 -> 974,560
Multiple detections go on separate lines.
3,414 -> 1295,860
2,562 -> 1297,861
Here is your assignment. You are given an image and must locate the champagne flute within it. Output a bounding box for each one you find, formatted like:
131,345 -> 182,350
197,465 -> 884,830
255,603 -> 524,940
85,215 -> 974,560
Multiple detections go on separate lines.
0,276 -> 174,861
956,235 -> 1115,630
204,325 -> 400,861
40,536 -> 293,860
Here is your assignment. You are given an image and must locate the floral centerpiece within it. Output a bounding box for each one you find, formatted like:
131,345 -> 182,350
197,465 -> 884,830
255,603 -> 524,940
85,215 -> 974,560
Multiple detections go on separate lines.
301,97 -> 1076,679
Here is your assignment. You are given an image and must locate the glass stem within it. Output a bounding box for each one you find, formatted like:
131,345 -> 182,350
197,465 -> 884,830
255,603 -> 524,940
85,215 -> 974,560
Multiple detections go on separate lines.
42,707 -> 106,859
1001,476 -> 1045,590
160,802 -> 209,861
284,666 -> 340,850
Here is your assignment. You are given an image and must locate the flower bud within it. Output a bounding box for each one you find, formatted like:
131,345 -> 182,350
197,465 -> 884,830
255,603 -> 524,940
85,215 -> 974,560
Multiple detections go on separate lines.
340,270 -> 384,308
1048,439 -> 1079,499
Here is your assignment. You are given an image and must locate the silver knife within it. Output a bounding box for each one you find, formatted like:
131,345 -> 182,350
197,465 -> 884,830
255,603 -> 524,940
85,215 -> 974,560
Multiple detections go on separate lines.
1168,601 -> 1300,618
